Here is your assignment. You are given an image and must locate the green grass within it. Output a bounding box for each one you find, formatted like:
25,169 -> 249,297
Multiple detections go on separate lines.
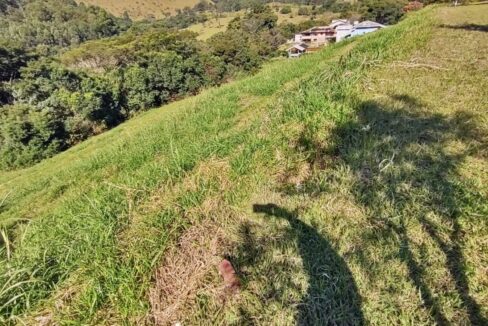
0,31 -> 354,324
1,4 -> 487,325
186,14 -> 237,40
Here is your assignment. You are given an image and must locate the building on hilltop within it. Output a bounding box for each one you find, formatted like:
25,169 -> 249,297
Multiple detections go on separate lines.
288,19 -> 385,58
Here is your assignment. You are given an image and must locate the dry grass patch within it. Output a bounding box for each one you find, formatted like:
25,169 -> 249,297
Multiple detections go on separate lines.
149,221 -> 228,326
76,0 -> 200,20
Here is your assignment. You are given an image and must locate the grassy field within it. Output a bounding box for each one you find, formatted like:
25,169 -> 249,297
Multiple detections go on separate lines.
185,13 -> 237,40
75,0 -> 200,20
1,4 -> 487,325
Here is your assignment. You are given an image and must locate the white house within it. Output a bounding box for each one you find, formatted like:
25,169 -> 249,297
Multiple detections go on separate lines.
350,21 -> 386,37
335,23 -> 354,42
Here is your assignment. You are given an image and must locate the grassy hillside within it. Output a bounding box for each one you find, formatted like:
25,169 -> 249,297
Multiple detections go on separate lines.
187,6 -> 336,40
75,0 -> 336,37
76,0 -> 200,20
1,4 -> 487,325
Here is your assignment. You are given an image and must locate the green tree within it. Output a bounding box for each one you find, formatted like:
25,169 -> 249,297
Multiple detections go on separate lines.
360,0 -> 407,25
0,0 -> 130,50
0,104 -> 65,169
208,30 -> 261,72
0,42 -> 30,81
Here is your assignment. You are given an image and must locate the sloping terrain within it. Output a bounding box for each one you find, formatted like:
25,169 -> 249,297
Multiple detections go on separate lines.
76,0 -> 200,19
186,6 -> 336,40
1,4 -> 487,325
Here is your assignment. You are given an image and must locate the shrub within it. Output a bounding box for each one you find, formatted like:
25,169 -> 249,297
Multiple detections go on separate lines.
297,7 -> 311,16
280,6 -> 292,14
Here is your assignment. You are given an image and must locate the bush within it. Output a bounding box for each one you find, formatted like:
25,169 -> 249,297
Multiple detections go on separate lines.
297,7 -> 311,16
279,23 -> 299,39
280,6 -> 292,14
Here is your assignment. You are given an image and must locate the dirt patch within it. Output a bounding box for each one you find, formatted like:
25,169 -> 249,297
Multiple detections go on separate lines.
149,221 -> 231,326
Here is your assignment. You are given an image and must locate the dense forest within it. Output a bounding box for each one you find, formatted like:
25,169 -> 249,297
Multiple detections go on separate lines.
0,1 -> 291,169
0,0 -> 433,170
0,0 -> 130,49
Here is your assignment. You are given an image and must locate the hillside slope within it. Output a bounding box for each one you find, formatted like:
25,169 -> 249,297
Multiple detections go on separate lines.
186,6 -> 336,40
76,0 -> 200,19
1,4 -> 487,325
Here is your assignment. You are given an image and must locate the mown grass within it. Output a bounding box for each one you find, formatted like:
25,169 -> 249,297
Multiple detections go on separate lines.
1,4 -> 487,325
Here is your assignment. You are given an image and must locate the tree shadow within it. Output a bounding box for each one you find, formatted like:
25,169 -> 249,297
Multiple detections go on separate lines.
323,94 -> 487,324
229,92 -> 486,324
251,203 -> 364,325
440,23 -> 488,32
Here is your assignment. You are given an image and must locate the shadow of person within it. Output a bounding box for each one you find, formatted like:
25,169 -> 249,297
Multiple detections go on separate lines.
325,94 -> 487,325
253,203 -> 364,326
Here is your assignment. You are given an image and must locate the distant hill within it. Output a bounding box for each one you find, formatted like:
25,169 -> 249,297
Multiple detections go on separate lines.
75,0 -> 346,21
76,0 -> 201,20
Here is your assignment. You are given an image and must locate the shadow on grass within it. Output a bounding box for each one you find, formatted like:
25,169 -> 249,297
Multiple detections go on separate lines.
324,94 -> 487,325
440,23 -> 488,32
230,92 -> 486,324
251,203 -> 364,325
